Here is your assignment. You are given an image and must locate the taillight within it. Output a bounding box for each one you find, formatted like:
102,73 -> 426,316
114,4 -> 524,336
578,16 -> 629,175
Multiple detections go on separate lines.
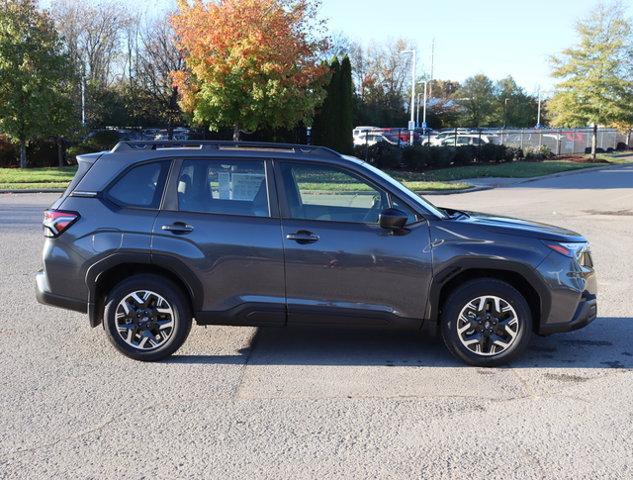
43,210 -> 79,238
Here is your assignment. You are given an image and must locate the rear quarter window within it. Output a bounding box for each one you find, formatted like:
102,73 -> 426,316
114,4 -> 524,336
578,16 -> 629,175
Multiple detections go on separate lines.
107,161 -> 170,209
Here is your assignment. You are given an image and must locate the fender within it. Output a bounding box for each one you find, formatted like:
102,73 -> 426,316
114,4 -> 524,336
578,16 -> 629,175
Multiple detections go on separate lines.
425,257 -> 552,325
84,251 -> 204,327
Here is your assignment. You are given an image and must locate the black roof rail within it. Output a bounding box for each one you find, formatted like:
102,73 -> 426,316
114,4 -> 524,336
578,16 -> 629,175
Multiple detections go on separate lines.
111,140 -> 341,158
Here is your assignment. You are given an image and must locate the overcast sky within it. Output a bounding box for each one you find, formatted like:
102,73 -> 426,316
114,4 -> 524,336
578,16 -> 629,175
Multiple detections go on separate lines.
40,0 -> 633,93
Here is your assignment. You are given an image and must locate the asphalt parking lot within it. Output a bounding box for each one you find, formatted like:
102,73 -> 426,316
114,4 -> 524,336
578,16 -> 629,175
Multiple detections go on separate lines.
1,165 -> 632,479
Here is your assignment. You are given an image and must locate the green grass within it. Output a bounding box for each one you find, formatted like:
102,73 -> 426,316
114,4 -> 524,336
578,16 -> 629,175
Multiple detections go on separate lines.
595,153 -> 633,164
389,160 -> 603,185
0,166 -> 77,185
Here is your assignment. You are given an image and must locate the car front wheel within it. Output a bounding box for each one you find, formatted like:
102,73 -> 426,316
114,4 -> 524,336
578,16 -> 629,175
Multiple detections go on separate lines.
103,274 -> 192,361
441,279 -> 532,367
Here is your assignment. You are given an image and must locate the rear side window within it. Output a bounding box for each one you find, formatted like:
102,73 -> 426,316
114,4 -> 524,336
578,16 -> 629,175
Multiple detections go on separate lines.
177,159 -> 268,217
107,161 -> 169,209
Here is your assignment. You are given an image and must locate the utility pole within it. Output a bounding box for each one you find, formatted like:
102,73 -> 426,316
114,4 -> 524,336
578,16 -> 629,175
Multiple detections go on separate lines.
81,72 -> 86,128
401,49 -> 416,145
429,38 -> 434,99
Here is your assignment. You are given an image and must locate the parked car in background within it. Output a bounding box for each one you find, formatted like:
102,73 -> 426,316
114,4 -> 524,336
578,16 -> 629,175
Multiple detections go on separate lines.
439,134 -> 495,147
354,132 -> 400,147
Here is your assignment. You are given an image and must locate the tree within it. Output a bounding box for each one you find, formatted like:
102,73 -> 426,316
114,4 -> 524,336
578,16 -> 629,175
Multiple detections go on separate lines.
171,0 -> 329,141
495,76 -> 538,128
348,38 -> 416,127
0,0 -> 74,167
312,57 -> 340,149
50,0 -> 136,128
131,17 -> 184,135
549,1 -> 633,159
455,74 -> 498,127
338,56 -> 353,153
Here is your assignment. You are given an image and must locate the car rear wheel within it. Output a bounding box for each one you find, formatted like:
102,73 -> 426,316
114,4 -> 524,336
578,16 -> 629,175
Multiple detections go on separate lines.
440,279 -> 532,367
104,274 -> 192,361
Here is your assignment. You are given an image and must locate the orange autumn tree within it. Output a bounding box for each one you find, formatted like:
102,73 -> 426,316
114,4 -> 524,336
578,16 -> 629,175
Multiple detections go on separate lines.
171,0 -> 329,140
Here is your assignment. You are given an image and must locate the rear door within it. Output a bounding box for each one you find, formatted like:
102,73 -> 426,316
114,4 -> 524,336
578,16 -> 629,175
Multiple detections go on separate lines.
152,157 -> 286,326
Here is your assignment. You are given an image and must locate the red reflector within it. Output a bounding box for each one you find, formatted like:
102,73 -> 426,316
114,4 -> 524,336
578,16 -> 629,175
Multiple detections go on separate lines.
546,243 -> 571,257
43,210 -> 79,237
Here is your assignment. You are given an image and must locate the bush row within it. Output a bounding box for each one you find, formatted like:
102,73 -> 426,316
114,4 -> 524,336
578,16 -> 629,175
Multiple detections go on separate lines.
353,143 -> 547,171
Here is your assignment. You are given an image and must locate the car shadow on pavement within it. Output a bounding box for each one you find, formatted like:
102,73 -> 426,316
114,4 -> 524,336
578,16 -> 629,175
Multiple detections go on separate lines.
168,316 -> 633,369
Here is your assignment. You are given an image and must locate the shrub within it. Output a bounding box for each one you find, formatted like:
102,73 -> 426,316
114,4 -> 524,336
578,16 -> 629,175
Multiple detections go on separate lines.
505,147 -> 523,162
428,146 -> 455,169
525,145 -> 553,161
364,142 -> 402,169
0,135 -> 18,167
583,147 -> 606,154
616,142 -> 629,151
86,130 -> 120,151
402,146 -> 432,170
66,144 -> 96,163
453,145 -> 477,166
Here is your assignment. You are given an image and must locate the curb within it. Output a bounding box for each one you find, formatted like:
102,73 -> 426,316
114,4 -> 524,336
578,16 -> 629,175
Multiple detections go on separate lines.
0,188 -> 65,194
503,163 -> 627,186
415,185 -> 492,196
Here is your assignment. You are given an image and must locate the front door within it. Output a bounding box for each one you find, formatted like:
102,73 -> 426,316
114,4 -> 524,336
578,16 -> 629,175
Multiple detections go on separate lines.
275,161 -> 433,327
152,157 -> 286,326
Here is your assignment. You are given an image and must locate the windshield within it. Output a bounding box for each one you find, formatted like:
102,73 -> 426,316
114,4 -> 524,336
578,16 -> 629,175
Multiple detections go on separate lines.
342,155 -> 448,219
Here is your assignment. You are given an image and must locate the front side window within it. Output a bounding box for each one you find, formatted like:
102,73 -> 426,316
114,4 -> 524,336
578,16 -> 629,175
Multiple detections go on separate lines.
177,159 -> 268,217
107,161 -> 169,208
280,163 -> 389,224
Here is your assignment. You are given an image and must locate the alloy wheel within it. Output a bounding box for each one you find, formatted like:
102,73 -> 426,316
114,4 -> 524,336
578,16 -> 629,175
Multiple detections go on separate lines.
456,295 -> 520,356
115,290 -> 175,351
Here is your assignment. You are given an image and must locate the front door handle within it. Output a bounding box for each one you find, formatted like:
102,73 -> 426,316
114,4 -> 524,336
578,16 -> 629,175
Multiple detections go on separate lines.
286,230 -> 320,244
161,222 -> 194,234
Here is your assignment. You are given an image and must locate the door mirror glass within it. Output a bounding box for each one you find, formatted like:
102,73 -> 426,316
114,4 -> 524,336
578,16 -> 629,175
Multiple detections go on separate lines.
379,208 -> 408,230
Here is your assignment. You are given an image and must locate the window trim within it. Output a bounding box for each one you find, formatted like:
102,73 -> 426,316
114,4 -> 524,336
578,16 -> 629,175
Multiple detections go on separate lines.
165,156 -> 277,219
273,159 -> 424,227
104,159 -> 171,211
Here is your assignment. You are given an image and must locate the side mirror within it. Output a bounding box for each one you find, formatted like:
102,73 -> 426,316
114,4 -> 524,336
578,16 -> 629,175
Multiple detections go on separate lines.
379,208 -> 408,231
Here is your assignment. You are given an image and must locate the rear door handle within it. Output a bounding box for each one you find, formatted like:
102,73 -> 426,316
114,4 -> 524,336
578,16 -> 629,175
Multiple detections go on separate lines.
286,230 -> 319,244
161,222 -> 194,234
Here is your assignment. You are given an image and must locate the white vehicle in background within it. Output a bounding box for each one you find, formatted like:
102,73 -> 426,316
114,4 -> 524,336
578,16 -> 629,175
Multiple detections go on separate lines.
353,126 -> 380,146
355,132 -> 400,147
439,134 -> 495,147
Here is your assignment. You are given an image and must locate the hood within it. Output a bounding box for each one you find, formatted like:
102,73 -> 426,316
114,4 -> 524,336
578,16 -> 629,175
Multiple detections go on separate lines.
442,209 -> 585,242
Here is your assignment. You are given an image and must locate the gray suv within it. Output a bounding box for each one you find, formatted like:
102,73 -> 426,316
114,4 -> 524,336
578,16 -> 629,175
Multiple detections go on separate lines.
36,141 -> 597,366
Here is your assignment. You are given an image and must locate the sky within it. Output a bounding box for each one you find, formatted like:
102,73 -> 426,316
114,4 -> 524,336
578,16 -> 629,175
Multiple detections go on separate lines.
40,0 -> 633,93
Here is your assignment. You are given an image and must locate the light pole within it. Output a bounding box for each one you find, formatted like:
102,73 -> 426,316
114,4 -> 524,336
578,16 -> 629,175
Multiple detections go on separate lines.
401,49 -> 416,145
503,98 -> 509,129
536,88 -> 542,128
416,81 -> 428,131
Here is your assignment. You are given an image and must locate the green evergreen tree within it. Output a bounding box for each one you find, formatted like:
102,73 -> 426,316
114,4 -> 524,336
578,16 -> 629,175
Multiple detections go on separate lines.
338,56 -> 354,154
312,57 -> 340,150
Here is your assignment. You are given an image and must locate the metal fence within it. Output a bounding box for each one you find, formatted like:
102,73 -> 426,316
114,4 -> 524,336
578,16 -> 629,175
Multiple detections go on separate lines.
359,127 -> 632,154
488,128 -> 630,155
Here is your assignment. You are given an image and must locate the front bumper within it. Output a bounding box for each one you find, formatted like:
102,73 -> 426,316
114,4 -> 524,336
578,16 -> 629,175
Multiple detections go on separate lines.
538,294 -> 597,335
36,270 -> 87,314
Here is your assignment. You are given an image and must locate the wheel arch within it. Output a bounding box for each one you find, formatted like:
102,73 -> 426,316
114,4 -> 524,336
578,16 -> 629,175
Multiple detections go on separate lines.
427,259 -> 550,334
86,253 -> 203,328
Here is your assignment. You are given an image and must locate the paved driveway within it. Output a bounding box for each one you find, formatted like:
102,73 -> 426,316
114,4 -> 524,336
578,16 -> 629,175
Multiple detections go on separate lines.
1,165 -> 632,479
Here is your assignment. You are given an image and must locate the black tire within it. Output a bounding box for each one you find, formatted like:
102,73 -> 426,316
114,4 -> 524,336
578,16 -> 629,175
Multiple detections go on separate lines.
103,274 -> 192,361
440,278 -> 532,367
